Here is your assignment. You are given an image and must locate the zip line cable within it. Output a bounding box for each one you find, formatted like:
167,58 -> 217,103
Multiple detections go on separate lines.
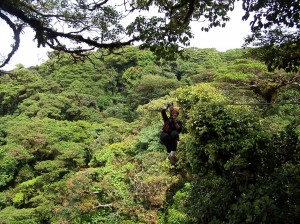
146,102 -> 300,112
194,102 -> 300,106
130,96 -> 300,107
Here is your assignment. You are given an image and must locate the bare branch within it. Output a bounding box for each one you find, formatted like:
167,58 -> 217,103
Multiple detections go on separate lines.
0,11 -> 23,68
87,0 -> 110,11
93,203 -> 113,209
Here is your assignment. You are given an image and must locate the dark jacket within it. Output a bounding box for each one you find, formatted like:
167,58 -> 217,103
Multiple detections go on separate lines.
161,108 -> 182,133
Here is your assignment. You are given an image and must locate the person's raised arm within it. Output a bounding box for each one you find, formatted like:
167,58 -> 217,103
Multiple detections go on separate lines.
161,103 -> 170,121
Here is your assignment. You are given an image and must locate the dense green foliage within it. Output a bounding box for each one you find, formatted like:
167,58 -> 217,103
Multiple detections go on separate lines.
0,46 -> 299,223
1,0 -> 299,72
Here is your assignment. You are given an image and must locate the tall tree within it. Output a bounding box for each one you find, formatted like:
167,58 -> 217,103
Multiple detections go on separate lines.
242,0 -> 300,72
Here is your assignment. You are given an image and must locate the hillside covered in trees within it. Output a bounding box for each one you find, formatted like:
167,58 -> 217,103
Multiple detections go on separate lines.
0,46 -> 299,223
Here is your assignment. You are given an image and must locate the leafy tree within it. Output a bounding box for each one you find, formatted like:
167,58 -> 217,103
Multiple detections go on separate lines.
221,48 -> 246,62
0,67 -> 61,115
122,66 -> 143,89
1,0 -> 298,73
45,56 -> 112,94
182,48 -> 223,70
0,0 -> 237,70
16,92 -> 71,119
103,46 -> 156,73
242,0 -> 300,72
215,58 -> 300,103
127,75 -> 181,108
0,0 -> 134,68
89,117 -> 134,152
0,206 -> 38,223
170,83 -> 300,223
156,48 -> 223,84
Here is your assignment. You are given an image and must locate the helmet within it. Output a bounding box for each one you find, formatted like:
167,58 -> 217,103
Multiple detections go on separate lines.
172,107 -> 180,114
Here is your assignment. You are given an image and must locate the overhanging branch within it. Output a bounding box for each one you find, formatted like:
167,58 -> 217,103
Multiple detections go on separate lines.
0,11 -> 23,68
0,2 -> 140,68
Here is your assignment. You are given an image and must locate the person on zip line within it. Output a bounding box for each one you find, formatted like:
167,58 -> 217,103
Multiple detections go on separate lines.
160,103 -> 182,165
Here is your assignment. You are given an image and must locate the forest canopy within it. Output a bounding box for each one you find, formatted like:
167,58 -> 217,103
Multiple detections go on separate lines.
0,46 -> 299,223
0,0 -> 299,72
0,0 -> 299,223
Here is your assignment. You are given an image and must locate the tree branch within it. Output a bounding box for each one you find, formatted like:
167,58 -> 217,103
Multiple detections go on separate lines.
93,203 -> 113,209
0,11 -> 23,68
0,1 -> 140,67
